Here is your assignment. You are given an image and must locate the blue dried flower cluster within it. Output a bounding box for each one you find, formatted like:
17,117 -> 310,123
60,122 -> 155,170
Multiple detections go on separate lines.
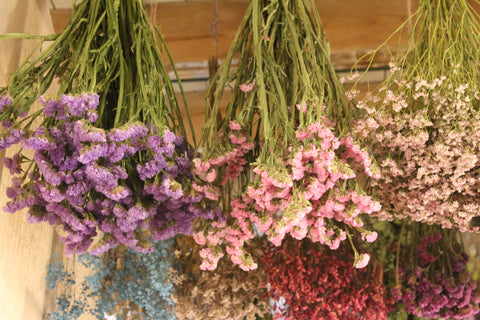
46,240 -> 177,320
46,255 -> 100,320
2,94 -> 212,255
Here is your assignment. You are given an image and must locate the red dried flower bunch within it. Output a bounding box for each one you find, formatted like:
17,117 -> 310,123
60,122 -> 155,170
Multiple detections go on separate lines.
262,238 -> 391,320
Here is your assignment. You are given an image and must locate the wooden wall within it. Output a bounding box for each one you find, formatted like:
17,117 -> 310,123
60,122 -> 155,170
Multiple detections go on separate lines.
50,0 -> 413,70
0,2 -> 57,319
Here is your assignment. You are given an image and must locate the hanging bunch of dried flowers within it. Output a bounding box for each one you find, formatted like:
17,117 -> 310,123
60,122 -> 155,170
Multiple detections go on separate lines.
390,222 -> 480,319
192,0 -> 380,271
46,240 -> 177,320
0,0 -> 208,255
171,236 -> 270,320
262,237 -> 392,320
355,0 -> 480,231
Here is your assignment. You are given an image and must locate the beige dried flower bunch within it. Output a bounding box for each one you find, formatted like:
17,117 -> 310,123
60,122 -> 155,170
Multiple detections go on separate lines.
172,236 -> 270,320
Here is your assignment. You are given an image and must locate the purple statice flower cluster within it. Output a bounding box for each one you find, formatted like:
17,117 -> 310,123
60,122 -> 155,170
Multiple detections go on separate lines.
0,94 -> 26,150
0,94 -> 12,112
392,231 -> 480,319
3,94 -> 208,256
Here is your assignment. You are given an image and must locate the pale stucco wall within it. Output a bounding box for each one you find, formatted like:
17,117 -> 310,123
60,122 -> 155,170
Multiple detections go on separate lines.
0,1 -> 57,319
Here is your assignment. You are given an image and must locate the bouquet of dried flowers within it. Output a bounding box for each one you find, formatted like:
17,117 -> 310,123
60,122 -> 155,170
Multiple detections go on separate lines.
46,240 -> 177,320
390,222 -> 480,319
0,0 -> 205,255
171,235 -> 270,320
262,237 -> 392,320
355,0 -> 480,231
192,0 -> 380,271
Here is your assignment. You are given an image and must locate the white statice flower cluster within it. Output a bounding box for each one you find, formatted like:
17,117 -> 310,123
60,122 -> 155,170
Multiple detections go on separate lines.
356,71 -> 480,232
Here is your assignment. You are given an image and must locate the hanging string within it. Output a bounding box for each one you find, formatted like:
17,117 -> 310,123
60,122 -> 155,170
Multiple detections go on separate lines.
210,0 -> 219,61
208,0 -> 220,118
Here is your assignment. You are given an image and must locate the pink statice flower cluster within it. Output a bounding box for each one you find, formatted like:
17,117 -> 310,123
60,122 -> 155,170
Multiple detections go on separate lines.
193,116 -> 380,271
1,94 -> 209,255
355,71 -> 480,232
192,120 -> 254,201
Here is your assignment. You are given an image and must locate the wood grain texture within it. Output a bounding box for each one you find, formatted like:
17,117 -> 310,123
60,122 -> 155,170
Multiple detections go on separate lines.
0,2 -> 57,319
50,0 -> 411,69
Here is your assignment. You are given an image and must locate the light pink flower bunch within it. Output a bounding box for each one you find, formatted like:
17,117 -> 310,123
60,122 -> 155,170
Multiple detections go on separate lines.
356,72 -> 480,232
194,118 -> 380,271
192,121 -> 254,201
193,0 -> 381,271
354,0 -> 480,232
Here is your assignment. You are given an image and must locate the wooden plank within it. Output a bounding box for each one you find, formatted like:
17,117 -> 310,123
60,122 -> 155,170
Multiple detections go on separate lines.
50,0 -> 74,9
51,0 -> 216,9
50,0 -> 411,69
150,1 -> 218,63
50,8 -> 72,34
318,0 -> 409,51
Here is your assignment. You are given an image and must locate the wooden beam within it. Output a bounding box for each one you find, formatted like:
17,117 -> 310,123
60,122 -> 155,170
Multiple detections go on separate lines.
49,0 -> 410,70
50,0 -> 201,9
